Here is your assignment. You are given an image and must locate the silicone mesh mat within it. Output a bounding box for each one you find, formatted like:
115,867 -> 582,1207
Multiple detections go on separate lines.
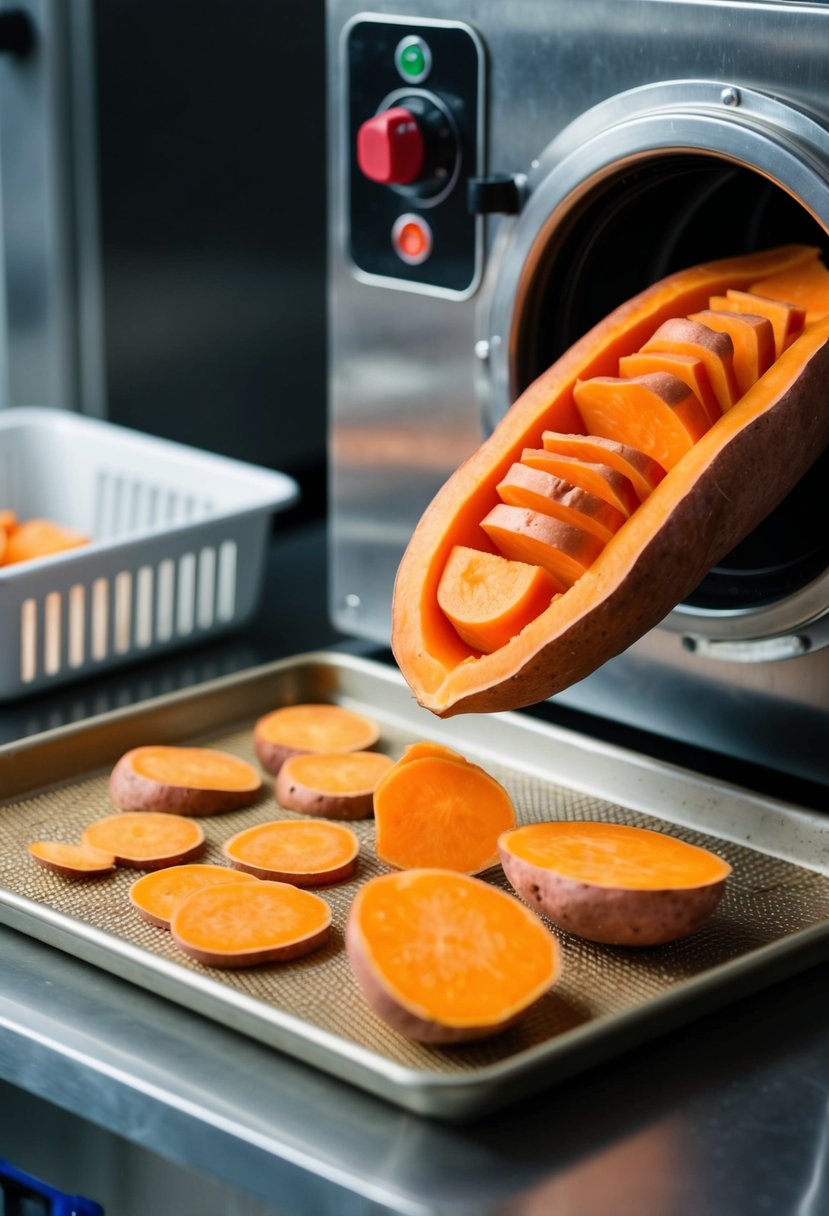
2,709 -> 829,1082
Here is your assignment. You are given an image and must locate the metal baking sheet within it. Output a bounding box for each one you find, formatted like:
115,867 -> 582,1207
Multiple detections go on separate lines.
1,650 -> 829,1123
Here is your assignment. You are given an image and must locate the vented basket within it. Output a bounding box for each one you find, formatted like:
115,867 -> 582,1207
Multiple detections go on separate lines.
0,408 -> 299,699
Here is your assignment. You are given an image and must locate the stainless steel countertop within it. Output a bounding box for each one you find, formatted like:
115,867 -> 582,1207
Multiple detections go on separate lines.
2,520 -> 829,1215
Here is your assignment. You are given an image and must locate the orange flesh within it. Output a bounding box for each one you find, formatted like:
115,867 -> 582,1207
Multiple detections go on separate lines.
497,462 -> 626,542
0,510 -> 17,534
501,821 -> 732,890
279,750 -> 393,794
129,746 -> 261,791
640,319 -> 740,411
617,350 -> 721,425
540,432 -> 666,501
688,309 -> 775,396
750,255 -> 829,325
373,753 -> 516,873
81,812 -> 204,864
28,840 -> 115,874
520,450 -> 639,516
223,819 -> 359,878
171,880 -> 331,959
255,704 -> 380,752
710,290 -> 806,357
481,504 -> 605,587
352,870 -> 559,1026
130,864 -> 258,927
573,373 -> 711,470
436,545 -> 561,653
4,518 -> 89,565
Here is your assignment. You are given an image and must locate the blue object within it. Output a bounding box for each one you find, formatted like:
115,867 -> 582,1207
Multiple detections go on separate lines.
0,1157 -> 104,1215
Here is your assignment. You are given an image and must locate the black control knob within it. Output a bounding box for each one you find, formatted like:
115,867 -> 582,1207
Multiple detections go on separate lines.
0,9 -> 34,56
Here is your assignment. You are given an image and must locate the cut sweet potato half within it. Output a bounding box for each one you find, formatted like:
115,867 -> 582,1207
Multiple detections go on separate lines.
254,704 -> 381,776
497,462 -> 626,543
109,746 -> 262,816
640,318 -> 740,412
617,350 -> 721,426
573,372 -> 712,470
223,818 -> 359,885
28,840 -> 115,879
437,545 -> 562,653
499,820 -> 732,946
129,863 -> 258,929
373,748 -> 516,874
687,308 -> 775,396
520,449 -> 639,516
81,812 -> 205,870
481,503 -> 605,587
275,750 -> 393,819
171,880 -> 332,968
346,869 -> 560,1043
540,432 -> 666,502
710,289 -> 806,357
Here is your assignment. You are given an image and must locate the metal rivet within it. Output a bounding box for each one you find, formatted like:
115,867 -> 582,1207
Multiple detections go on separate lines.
343,594 -> 361,610
474,339 -> 490,362
721,86 -> 740,107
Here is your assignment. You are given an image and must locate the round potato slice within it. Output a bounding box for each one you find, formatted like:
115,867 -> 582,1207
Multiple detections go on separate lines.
28,840 -> 115,879
253,703 -> 380,775
275,750 -> 393,819
82,812 -> 205,870
223,818 -> 359,886
129,863 -> 259,929
109,745 -> 262,816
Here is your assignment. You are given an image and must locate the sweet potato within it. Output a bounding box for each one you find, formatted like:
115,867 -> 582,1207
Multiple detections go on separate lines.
27,840 -> 115,879
129,863 -> 258,929
573,372 -> 712,470
640,317 -> 740,412
538,433 -> 666,502
274,749 -> 393,819
481,503 -> 605,588
4,518 -> 89,565
254,704 -> 381,776
750,253 -> 829,325
171,880 -> 332,968
709,289 -> 805,357
687,308 -> 775,395
373,745 -> 516,874
81,812 -> 205,870
496,462 -> 627,542
499,820 -> 732,946
520,449 -> 639,516
617,350 -> 721,426
223,818 -> 359,885
346,869 -> 560,1043
436,545 -> 562,653
109,745 -> 262,816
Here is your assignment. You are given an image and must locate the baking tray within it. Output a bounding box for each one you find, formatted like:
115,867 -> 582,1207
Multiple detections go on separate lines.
1,650 -> 829,1123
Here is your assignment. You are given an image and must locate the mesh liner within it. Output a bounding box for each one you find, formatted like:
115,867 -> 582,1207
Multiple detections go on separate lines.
3,708 -> 829,1085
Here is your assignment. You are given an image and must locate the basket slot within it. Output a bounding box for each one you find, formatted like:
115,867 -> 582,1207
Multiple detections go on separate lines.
135,565 -> 154,649
176,553 -> 197,636
156,559 -> 175,642
217,539 -> 237,622
20,599 -> 37,684
93,470 -> 216,538
91,577 -> 109,661
68,584 -> 86,668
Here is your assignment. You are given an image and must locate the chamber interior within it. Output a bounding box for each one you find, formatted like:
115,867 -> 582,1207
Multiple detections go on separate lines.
514,154 -> 829,612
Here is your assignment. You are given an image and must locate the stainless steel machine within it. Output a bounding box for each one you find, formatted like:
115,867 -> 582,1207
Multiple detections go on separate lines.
327,0 -> 829,787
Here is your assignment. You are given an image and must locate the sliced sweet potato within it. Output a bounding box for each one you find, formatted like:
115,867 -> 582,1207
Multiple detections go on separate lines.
617,350 -> 721,426
687,308 -> 775,396
499,820 -> 732,946
4,518 -> 89,565
275,750 -> 394,819
81,812 -> 205,870
497,462 -> 626,542
223,818 -> 359,885
573,372 -> 711,470
710,289 -> 805,357
539,433 -> 666,502
0,509 -> 17,534
750,253 -> 829,326
481,503 -> 605,587
171,880 -> 331,968
253,704 -> 381,776
129,863 -> 258,929
109,746 -> 262,816
640,318 -> 740,412
28,840 -> 115,879
436,544 -> 562,653
520,449 -> 639,516
346,869 -> 560,1043
373,747 -> 516,874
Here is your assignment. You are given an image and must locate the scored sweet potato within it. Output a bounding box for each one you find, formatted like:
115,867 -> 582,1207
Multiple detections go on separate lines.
750,253 -> 829,325
496,462 -> 627,543
640,317 -> 740,412
573,372 -> 712,470
481,503 -> 605,587
540,432 -> 666,502
129,863 -> 258,929
346,869 -> 560,1043
171,880 -> 332,968
254,703 -> 381,776
373,745 -> 516,874
109,745 -> 262,816
28,839 -> 115,879
437,545 -> 562,653
617,350 -> 721,427
499,820 -> 732,946
81,812 -> 205,870
520,449 -> 639,516
687,309 -> 775,396
223,818 -> 359,885
710,289 -> 805,357
275,749 -> 394,819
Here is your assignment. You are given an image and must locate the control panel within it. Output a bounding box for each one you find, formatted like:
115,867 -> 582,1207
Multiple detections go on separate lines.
344,16 -> 484,297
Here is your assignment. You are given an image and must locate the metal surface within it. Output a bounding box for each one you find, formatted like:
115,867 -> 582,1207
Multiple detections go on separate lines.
327,0 -> 829,786
3,651 -> 829,1122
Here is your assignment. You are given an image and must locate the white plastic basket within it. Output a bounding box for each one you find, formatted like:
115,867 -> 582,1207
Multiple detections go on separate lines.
0,408 -> 299,699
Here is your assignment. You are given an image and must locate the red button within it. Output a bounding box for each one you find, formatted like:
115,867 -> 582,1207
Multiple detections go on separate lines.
356,107 -> 424,185
392,213 -> 432,264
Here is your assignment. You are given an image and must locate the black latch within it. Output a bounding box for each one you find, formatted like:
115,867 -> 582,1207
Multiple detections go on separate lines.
467,174 -> 524,215
0,9 -> 35,56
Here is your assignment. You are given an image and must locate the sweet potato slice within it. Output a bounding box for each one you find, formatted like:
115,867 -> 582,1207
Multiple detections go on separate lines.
275,750 -> 394,819
640,319 -> 740,413
171,880 -> 332,968
481,504 -> 605,587
28,840 -> 115,879
520,449 -> 639,516
436,544 -> 562,653
109,746 -> 262,816
539,433 -> 666,502
223,818 -> 359,885
129,863 -> 258,929
710,290 -> 806,357
573,373 -> 711,470
346,869 -> 560,1043
81,812 -> 205,870
373,749 -> 516,874
749,254 -> 829,326
497,462 -> 626,543
254,704 -> 381,776
687,309 -> 775,396
617,350 -> 721,426
0,509 -> 17,534
499,820 -> 732,946
4,518 -> 89,565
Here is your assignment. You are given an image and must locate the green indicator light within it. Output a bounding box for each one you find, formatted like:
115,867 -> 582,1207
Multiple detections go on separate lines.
395,36 -> 431,83
401,45 -> 425,76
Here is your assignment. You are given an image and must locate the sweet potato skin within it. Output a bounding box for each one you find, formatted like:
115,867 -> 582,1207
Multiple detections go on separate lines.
499,847 -> 726,946
109,748 -> 261,816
